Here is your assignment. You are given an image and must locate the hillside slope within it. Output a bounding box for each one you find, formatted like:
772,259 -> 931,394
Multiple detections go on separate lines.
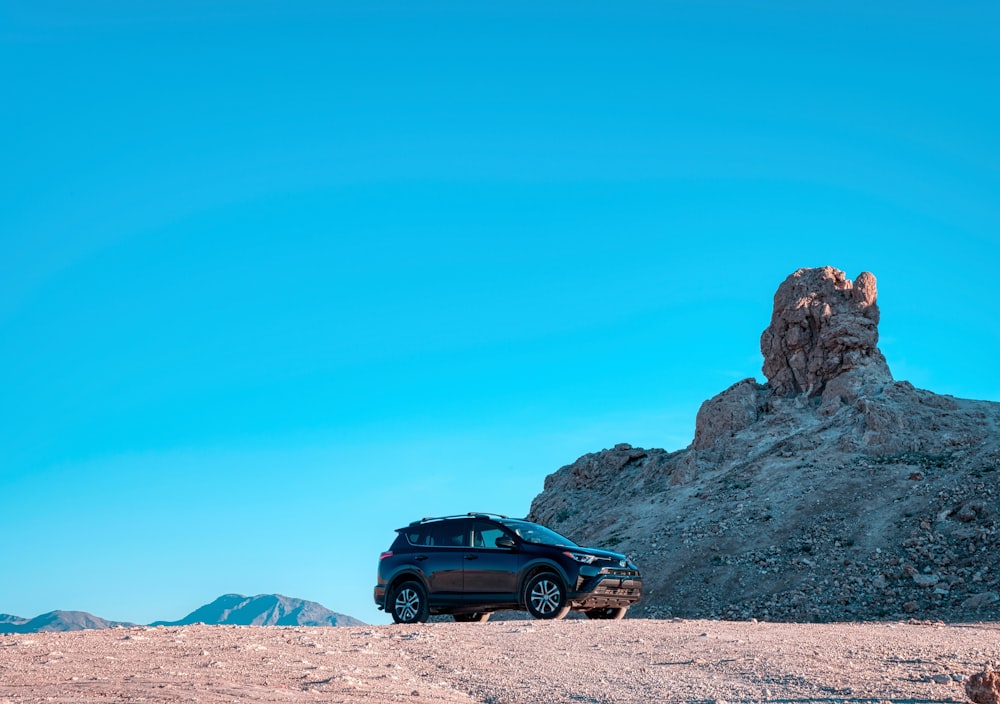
529,267 -> 999,622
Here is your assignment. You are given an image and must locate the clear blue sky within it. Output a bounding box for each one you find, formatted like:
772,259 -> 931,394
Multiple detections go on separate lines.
2,1 -> 998,626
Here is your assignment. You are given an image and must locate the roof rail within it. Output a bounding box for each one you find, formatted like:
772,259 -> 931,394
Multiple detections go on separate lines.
408,512 -> 509,526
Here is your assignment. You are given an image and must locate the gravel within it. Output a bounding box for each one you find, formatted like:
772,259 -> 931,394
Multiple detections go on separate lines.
2,619 -> 998,703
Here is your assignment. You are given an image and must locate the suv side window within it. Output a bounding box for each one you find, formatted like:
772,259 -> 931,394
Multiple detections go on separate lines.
427,520 -> 468,548
473,521 -> 508,549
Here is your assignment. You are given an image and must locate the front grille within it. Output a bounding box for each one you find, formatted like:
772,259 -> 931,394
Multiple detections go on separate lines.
594,581 -> 640,595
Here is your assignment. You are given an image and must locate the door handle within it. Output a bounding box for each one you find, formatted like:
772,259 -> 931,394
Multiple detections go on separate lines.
415,555 -> 428,561
464,554 -> 478,560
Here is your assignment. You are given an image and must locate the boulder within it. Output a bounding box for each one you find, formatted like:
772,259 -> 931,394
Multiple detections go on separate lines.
966,670 -> 1000,704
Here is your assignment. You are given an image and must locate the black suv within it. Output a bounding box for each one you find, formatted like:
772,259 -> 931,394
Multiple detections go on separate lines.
374,513 -> 642,623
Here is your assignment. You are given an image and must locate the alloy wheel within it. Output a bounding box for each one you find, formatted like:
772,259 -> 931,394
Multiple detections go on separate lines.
394,588 -> 420,621
529,578 -> 562,616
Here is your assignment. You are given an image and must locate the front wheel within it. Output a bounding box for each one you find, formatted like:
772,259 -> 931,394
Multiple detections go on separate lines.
390,581 -> 429,624
584,607 -> 628,620
524,573 -> 570,620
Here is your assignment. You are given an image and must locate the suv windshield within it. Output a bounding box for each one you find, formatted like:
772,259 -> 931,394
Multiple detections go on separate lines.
499,519 -> 578,548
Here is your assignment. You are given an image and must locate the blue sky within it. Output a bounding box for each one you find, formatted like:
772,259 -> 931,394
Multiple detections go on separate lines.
2,1 -> 998,625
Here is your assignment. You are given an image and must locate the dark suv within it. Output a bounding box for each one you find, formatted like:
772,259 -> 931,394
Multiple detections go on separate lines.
374,513 -> 642,623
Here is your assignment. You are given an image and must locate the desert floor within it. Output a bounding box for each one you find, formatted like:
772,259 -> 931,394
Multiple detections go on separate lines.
2,619 -> 998,703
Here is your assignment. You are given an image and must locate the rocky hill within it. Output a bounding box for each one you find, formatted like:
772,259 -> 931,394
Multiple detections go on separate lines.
529,267 -> 1000,622
151,593 -> 365,627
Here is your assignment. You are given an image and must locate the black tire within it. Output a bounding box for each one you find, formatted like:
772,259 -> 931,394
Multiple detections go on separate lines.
584,607 -> 628,620
453,612 -> 491,623
390,581 -> 429,624
524,573 -> 570,620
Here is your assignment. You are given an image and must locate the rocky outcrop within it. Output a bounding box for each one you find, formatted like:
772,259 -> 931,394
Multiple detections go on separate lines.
760,267 -> 891,400
692,379 -> 767,453
528,266 -> 1000,622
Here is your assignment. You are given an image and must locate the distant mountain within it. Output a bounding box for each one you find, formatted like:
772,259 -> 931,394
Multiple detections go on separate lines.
0,610 -> 134,634
2,595 -> 365,634
151,594 -> 366,627
0,614 -> 28,628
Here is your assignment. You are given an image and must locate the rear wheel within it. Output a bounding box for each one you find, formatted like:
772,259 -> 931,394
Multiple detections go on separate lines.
524,573 -> 570,620
390,581 -> 429,624
584,607 -> 628,620
453,612 -> 491,623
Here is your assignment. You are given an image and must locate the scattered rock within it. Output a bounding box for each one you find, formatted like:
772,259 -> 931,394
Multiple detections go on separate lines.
911,573 -> 939,588
962,593 -> 999,610
1,622 -> 997,703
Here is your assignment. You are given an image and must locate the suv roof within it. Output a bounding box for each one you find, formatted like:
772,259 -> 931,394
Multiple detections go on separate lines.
407,512 -> 509,526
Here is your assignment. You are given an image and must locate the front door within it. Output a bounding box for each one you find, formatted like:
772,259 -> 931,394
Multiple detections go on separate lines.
462,521 -> 521,597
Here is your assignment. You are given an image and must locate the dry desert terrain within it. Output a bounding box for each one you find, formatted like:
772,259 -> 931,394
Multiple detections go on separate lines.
2,619 -> 999,703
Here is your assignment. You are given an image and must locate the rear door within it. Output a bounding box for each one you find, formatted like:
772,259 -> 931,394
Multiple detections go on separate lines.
422,519 -> 469,594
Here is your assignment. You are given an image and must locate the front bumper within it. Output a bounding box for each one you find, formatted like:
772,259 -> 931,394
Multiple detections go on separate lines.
570,569 -> 643,609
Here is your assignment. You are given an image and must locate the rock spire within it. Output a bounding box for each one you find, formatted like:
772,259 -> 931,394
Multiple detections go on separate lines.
760,266 -> 892,398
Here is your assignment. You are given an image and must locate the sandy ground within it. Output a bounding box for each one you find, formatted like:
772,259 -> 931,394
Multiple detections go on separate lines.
2,620 -> 998,703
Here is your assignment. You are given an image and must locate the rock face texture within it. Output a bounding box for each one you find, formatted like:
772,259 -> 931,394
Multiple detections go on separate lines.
529,267 -> 1000,622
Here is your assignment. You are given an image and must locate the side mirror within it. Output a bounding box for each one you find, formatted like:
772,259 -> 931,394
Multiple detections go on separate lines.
495,536 -> 516,550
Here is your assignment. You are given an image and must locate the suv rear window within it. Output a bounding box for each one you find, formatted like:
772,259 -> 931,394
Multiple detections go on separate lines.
429,521 -> 468,547
401,526 -> 431,546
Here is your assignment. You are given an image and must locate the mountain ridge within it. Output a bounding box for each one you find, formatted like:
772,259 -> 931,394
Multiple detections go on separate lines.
1,594 -> 365,633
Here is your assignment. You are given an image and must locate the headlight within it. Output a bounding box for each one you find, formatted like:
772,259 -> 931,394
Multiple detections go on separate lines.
564,551 -> 597,564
